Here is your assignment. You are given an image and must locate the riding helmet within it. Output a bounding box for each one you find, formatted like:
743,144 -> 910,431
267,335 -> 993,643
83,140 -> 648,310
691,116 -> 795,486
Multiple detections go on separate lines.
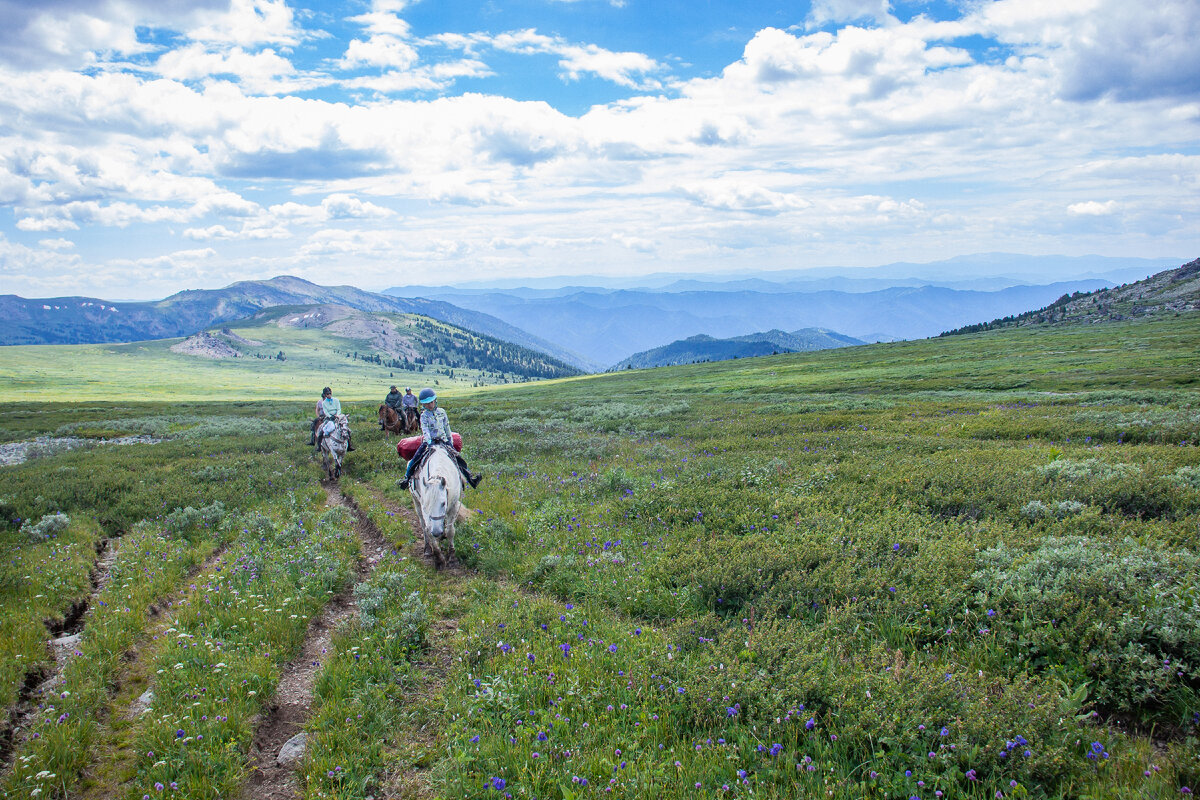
418,387 -> 437,404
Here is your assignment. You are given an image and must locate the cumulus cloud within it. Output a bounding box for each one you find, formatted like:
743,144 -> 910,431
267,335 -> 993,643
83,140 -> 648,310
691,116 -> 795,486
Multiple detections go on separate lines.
675,179 -> 811,215
0,0 -> 225,68
968,0 -> 1200,102
153,44 -> 330,95
185,0 -> 304,47
1067,200 -> 1118,216
439,29 -> 664,89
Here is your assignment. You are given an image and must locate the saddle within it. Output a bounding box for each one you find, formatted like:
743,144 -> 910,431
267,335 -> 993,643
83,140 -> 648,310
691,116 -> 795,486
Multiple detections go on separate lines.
410,441 -> 472,485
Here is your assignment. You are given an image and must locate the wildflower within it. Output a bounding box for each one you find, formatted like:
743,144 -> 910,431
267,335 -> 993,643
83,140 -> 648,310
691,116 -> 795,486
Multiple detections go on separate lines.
490,777 -> 506,791
805,718 -> 815,730
471,735 -> 480,743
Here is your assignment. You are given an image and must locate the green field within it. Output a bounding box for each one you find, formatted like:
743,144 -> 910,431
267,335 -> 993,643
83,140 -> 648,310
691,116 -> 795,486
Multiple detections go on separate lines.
0,312 -> 1197,799
0,308 -> 572,402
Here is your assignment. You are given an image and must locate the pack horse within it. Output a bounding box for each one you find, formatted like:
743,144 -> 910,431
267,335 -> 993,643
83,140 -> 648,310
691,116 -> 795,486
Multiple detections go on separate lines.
408,443 -> 464,569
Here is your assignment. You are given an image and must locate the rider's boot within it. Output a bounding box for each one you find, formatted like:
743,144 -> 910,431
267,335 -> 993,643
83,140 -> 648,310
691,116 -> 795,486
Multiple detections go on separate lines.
465,471 -> 482,489
347,439 -> 356,451
399,477 -> 410,489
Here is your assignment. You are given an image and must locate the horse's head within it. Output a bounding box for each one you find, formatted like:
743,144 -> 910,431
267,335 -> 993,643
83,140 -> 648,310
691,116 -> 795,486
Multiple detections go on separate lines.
421,476 -> 448,538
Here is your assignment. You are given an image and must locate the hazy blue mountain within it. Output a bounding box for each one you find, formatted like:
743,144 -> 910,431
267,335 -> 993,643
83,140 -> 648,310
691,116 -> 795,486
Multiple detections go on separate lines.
392,280 -> 1110,365
385,253 -> 1179,294
0,276 -> 593,370
613,328 -> 865,369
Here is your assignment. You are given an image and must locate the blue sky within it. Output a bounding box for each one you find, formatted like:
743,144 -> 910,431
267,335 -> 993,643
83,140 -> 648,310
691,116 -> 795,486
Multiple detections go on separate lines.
0,0 -> 1197,299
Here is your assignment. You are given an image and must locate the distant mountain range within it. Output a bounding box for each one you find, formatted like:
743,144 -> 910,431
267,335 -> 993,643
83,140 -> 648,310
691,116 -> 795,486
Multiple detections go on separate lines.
942,257 -> 1200,336
0,276 -> 592,371
387,280 -> 1111,365
386,253 -> 1180,294
612,328 -> 865,370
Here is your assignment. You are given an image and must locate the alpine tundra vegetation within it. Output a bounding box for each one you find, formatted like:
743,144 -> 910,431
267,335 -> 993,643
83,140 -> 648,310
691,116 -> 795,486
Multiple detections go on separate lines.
0,310 -> 1197,799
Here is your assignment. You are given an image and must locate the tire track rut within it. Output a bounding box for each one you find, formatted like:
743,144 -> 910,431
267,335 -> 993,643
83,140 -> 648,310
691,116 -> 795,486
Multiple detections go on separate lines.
236,484 -> 393,800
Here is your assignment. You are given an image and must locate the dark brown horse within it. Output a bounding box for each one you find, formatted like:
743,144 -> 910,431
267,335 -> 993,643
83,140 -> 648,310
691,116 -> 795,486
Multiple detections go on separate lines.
379,404 -> 421,435
379,404 -> 404,436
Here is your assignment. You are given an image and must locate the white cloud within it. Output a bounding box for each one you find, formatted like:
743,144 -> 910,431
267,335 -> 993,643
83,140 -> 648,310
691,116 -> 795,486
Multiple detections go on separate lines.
185,0 -> 304,47
337,36 -> 420,70
443,29 -> 664,89
967,0 -> 1200,102
38,238 -> 76,250
675,179 -> 811,215
1067,200 -> 1118,216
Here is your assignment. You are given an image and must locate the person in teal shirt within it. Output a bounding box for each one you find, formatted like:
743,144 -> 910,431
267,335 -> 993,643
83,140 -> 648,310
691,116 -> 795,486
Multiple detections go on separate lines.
309,387 -> 354,450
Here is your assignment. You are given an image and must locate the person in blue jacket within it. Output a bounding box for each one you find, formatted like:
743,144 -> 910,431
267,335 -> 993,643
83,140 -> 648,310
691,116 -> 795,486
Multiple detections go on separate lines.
399,388 -> 481,489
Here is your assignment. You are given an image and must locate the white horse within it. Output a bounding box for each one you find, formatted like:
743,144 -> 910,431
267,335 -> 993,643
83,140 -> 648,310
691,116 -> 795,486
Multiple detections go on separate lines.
318,413 -> 350,480
408,444 -> 463,569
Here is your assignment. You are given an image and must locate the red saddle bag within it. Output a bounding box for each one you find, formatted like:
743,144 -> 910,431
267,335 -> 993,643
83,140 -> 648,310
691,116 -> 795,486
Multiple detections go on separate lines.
397,433 -> 462,460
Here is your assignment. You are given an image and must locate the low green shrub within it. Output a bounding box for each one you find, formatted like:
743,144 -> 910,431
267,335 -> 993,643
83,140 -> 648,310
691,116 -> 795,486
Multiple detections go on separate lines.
19,511 -> 71,541
971,536 -> 1200,714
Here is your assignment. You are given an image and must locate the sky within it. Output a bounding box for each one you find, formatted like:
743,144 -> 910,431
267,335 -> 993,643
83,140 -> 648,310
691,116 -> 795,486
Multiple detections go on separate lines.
0,0 -> 1197,300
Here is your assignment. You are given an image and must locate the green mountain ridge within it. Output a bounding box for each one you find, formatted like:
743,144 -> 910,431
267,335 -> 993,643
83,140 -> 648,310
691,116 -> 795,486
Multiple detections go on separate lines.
612,327 -> 865,369
175,304 -> 582,383
942,257 -> 1200,336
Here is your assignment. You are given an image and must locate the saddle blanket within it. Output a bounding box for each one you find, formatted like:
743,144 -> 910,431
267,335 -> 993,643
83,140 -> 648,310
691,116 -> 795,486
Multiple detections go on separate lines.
397,433 -> 462,460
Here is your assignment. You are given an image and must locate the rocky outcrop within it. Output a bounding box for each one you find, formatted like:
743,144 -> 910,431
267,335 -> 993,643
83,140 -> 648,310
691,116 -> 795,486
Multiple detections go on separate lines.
170,331 -> 242,359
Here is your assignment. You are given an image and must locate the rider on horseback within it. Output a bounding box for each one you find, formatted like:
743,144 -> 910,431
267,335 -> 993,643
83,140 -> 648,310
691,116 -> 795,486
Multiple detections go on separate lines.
382,386 -> 403,430
309,386 -> 355,451
399,388 -> 481,490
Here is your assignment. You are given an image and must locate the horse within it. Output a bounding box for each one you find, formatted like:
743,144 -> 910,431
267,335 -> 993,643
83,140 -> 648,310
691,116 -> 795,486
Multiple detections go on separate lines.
379,404 -> 405,436
402,406 -> 420,434
318,414 -> 350,481
408,443 -> 464,569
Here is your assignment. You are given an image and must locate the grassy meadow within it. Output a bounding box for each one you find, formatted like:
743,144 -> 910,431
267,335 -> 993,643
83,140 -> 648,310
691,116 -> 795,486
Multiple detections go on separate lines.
0,311 -> 1197,798
0,309 -> 562,402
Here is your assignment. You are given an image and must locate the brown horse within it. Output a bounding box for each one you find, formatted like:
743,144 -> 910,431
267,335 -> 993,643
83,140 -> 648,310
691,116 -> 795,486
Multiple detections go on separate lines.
379,404 -> 404,436
402,406 -> 420,434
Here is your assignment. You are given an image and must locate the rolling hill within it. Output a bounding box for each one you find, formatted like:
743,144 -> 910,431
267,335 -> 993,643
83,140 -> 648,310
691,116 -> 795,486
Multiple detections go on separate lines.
612,327 -> 865,369
0,275 -> 593,371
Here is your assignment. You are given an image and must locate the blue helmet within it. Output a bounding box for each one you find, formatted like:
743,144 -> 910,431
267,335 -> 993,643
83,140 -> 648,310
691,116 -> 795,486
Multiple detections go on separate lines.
418,388 -> 437,404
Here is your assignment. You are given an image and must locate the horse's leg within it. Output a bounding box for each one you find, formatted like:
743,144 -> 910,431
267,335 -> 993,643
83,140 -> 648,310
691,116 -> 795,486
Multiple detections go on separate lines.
445,516 -> 456,562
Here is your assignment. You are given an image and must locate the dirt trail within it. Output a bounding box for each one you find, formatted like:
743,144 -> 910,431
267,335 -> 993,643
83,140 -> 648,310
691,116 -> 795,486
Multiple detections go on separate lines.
0,536 -> 118,772
237,484 -> 393,800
